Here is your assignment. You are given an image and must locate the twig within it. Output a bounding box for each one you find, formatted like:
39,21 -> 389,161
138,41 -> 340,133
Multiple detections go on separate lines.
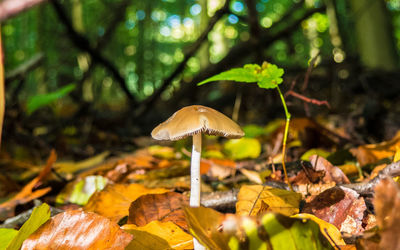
0,0 -> 47,22
5,53 -> 44,84
133,0 -> 231,118
50,0 -> 137,106
285,90 -> 331,108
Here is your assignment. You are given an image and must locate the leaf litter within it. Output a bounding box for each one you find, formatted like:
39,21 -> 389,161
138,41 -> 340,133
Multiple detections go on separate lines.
2,118 -> 400,249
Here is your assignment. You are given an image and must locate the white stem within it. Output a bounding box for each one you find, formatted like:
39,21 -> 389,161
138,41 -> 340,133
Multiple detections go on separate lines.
190,133 -> 202,207
190,133 -> 206,250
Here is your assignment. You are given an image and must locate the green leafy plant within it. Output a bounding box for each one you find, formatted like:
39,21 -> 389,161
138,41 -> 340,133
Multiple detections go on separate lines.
26,83 -> 76,115
198,62 -> 292,190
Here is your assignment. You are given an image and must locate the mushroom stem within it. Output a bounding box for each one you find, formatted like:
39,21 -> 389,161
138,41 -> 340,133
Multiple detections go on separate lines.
190,133 -> 202,207
190,133 -> 206,250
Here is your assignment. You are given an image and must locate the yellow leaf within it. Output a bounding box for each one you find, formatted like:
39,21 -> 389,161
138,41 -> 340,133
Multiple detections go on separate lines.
84,183 -> 168,223
394,146 -> 400,162
236,185 -> 301,216
54,151 -> 110,174
293,213 -> 346,247
123,221 -> 193,250
350,131 -> 400,166
239,169 -> 263,184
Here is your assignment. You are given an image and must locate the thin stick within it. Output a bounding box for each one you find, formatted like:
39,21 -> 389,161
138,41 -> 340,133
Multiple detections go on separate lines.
276,86 -> 293,191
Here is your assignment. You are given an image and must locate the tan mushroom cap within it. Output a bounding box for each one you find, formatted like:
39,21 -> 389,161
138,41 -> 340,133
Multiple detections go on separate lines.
151,105 -> 245,141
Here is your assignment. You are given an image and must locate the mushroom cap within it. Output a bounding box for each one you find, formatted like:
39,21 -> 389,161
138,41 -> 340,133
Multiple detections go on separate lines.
151,105 -> 245,141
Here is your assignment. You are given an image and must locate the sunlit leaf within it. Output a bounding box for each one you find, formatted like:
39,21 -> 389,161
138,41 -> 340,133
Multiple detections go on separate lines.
123,221 -> 193,250
7,203 -> 51,250
148,145 -> 176,159
21,210 -> 132,249
197,68 -> 258,86
26,83 -> 76,115
84,183 -> 169,223
293,213 -> 346,247
224,138 -> 261,160
128,192 -> 189,231
0,228 -> 17,249
56,175 -> 108,205
236,185 -> 301,216
301,148 -> 331,161
184,207 -> 334,250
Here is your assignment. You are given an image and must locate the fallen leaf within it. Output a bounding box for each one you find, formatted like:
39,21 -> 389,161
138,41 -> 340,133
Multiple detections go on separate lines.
128,192 -> 189,231
21,210 -> 132,249
236,185 -> 302,216
310,155 -> 350,184
148,145 -> 176,159
0,229 -> 17,249
0,150 -> 56,220
56,175 -> 108,205
55,151 -> 110,174
359,178 -> 400,250
303,186 -> 367,235
84,183 -> 168,222
183,206 -> 230,250
240,168 -> 263,184
184,207 -> 334,250
7,203 -> 51,250
293,213 -> 346,247
123,221 -> 193,250
350,131 -> 400,166
224,138 -> 261,160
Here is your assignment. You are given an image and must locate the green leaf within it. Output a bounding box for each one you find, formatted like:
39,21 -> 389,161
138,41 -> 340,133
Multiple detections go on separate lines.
224,138 -> 261,160
260,213 -> 333,249
257,64 -> 285,89
0,229 -> 18,250
7,203 -> 51,250
56,175 -> 108,205
242,124 -> 268,138
184,207 -> 334,250
197,68 -> 258,85
26,83 -> 76,115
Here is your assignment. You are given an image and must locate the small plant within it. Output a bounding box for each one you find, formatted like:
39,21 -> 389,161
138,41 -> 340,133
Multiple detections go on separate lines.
198,61 -> 293,190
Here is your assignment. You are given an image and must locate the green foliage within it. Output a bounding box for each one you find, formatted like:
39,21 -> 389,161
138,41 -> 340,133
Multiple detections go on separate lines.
0,229 -> 18,250
26,84 -> 76,115
6,203 -> 51,250
224,138 -> 261,160
198,62 -> 284,89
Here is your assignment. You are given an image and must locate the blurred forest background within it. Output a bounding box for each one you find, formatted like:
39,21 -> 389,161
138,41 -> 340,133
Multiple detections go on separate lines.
2,0 -> 400,160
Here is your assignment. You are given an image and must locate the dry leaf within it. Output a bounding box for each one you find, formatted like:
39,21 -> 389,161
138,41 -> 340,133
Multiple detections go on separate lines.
350,131 -> 400,166
360,178 -> 400,250
123,221 -> 193,250
22,210 -> 132,249
310,155 -> 350,184
0,150 -> 56,220
236,185 -> 302,216
84,183 -> 168,222
303,186 -> 367,235
128,192 -> 189,231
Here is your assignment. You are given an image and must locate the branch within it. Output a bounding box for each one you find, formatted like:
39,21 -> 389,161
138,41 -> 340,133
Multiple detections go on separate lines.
0,0 -> 47,22
5,53 -> 44,84
133,0 -> 231,118
50,0 -> 137,105
341,161 -> 400,194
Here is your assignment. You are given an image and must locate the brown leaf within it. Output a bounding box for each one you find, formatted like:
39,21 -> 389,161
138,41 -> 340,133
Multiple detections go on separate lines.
22,210 -> 132,249
310,155 -> 350,184
303,186 -> 367,234
360,178 -> 400,250
0,150 -> 56,220
128,192 -> 189,231
84,183 -> 168,223
350,131 -> 400,166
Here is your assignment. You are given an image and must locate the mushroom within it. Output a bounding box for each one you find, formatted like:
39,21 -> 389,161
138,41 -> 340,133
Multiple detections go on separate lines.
151,105 -> 244,207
